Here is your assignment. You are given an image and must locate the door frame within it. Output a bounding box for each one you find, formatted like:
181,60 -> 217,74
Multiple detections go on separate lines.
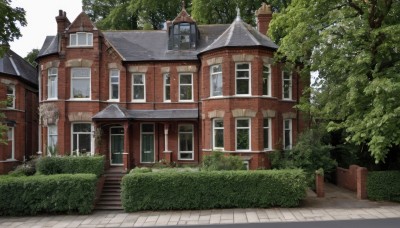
109,126 -> 124,166
140,123 -> 155,163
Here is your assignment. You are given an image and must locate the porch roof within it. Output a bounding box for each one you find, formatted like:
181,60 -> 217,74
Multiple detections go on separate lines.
92,104 -> 198,121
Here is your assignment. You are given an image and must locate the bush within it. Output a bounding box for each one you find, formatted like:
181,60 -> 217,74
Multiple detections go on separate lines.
122,169 -> 307,212
0,174 -> 97,215
129,167 -> 152,174
202,151 -> 244,171
367,171 -> 400,202
36,155 -> 105,177
9,157 -> 38,176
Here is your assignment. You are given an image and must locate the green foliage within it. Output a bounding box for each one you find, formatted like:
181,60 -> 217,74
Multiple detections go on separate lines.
0,0 -> 26,56
122,169 -> 307,211
269,0 -> 400,163
270,127 -> 337,186
23,48 -> 39,66
36,155 -> 105,177
0,100 -> 7,145
202,151 -> 245,171
0,174 -> 97,215
129,167 -> 152,174
8,157 -> 38,176
367,171 -> 400,202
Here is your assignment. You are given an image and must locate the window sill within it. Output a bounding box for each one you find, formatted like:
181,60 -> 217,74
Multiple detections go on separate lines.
0,159 -> 18,163
178,100 -> 195,103
131,100 -> 146,103
47,98 -> 58,101
68,98 -> 92,101
67,45 -> 93,48
107,99 -> 120,102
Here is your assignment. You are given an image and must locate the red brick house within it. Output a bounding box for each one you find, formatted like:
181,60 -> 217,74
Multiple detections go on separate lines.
0,49 -> 38,174
36,3 -> 306,170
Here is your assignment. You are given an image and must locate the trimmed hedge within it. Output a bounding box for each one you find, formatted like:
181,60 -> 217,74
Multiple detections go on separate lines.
0,174 -> 97,215
367,171 -> 400,202
36,155 -> 105,177
122,169 -> 307,212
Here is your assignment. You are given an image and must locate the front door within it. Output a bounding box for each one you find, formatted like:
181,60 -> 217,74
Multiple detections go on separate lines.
141,123 -> 155,163
110,127 -> 124,165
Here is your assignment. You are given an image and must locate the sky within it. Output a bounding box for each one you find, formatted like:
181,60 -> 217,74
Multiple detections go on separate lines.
9,0 -> 83,58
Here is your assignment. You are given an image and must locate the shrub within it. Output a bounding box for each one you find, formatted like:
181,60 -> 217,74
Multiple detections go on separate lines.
9,157 -> 38,176
0,174 -> 97,215
367,171 -> 400,202
122,169 -> 307,212
36,155 -> 105,177
202,151 -> 244,171
129,167 -> 152,174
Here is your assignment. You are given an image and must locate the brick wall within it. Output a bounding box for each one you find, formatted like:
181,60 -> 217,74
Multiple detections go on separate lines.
336,165 -> 368,199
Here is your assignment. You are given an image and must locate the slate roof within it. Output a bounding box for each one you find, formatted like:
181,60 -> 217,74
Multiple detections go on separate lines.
38,13 -> 278,61
92,104 -> 198,120
0,49 -> 38,86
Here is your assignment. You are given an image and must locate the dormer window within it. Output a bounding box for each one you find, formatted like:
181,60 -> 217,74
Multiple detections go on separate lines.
169,23 -> 198,50
70,32 -> 93,47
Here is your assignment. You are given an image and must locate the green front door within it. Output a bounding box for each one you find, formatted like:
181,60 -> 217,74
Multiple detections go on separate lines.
110,127 -> 124,165
141,124 -> 154,163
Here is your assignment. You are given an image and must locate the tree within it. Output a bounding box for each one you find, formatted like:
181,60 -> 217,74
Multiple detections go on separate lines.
269,0 -> 400,163
0,100 -> 7,144
24,48 -> 39,67
0,0 -> 26,56
191,0 -> 291,26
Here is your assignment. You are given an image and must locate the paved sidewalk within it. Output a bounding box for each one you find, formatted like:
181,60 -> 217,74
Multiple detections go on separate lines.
1,184 -> 399,227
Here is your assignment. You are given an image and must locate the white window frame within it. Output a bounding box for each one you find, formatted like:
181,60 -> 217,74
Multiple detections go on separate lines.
47,124 -> 58,156
178,124 -> 194,160
262,64 -> 271,97
132,73 -> 146,102
243,161 -> 249,170
48,68 -> 58,100
69,32 -> 93,47
210,64 -> 223,97
6,85 -> 15,109
71,68 -> 91,100
163,73 -> 171,102
283,119 -> 292,150
179,73 -> 193,102
282,70 -> 292,100
109,69 -> 120,101
7,127 -> 15,160
212,118 -> 224,150
263,118 -> 272,151
235,118 -> 251,151
140,123 -> 155,163
71,123 -> 94,156
235,63 -> 251,95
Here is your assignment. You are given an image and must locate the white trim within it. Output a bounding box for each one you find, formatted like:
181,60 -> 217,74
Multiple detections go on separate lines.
71,123 -> 94,156
7,127 -> 15,160
235,118 -> 251,152
235,63 -> 251,95
47,124 -> 58,155
243,161 -> 249,170
132,73 -> 146,102
71,68 -> 91,99
109,126 -> 124,166
163,73 -> 171,102
109,69 -> 120,101
178,124 -> 194,160
179,73 -> 193,102
48,68 -> 58,99
140,123 -> 155,163
283,119 -> 292,150
282,70 -> 292,100
262,64 -> 271,97
6,85 -> 15,109
212,118 -> 224,150
69,32 -> 93,47
210,64 -> 223,97
263,118 -> 272,151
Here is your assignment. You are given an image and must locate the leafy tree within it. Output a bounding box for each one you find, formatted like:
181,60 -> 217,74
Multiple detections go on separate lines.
24,48 -> 39,66
0,0 -> 26,56
191,0 -> 291,25
269,0 -> 400,163
0,100 -> 7,144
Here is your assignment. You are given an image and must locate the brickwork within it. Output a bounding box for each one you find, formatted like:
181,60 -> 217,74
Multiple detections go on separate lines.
336,165 -> 368,199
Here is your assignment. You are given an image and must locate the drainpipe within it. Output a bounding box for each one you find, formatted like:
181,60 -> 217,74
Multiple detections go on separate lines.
37,64 -> 42,156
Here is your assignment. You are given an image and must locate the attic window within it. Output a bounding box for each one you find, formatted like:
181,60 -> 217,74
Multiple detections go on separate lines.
70,32 -> 93,47
170,23 -> 197,50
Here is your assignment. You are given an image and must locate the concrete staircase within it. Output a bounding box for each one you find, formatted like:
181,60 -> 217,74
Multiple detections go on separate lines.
95,167 -> 126,210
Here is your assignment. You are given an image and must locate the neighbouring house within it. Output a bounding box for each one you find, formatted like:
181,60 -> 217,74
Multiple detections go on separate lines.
0,49 -> 39,174
36,3 -> 307,170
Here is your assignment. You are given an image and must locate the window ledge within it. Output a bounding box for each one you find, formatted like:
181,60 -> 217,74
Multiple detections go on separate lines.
68,98 -> 92,101
131,100 -> 146,103
67,46 -> 93,49
0,159 -> 18,163
107,99 -> 120,102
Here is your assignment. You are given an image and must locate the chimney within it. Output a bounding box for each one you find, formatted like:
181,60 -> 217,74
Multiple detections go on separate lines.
255,3 -> 273,36
56,10 -> 69,34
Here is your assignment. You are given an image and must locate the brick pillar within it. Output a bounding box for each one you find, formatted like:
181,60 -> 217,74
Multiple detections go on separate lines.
315,172 -> 325,198
357,167 -> 368,199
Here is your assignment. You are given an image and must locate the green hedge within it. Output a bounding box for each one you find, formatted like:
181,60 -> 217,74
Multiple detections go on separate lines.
36,155 -> 105,177
122,169 -> 307,212
0,174 -> 97,215
367,171 -> 400,202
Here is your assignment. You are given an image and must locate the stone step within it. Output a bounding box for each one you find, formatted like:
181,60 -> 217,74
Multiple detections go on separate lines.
94,205 -> 124,210
96,200 -> 122,207
100,195 -> 121,201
